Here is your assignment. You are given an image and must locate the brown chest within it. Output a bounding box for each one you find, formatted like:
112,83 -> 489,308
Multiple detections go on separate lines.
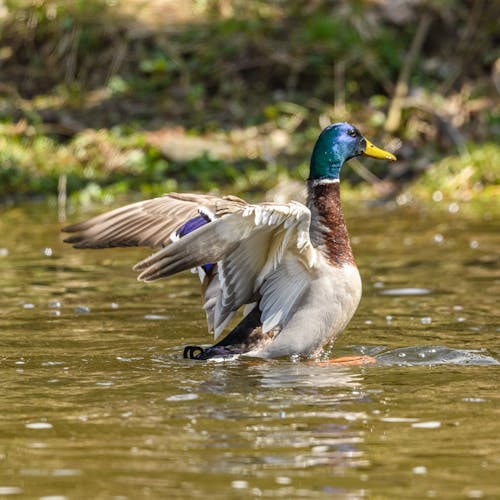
307,181 -> 355,267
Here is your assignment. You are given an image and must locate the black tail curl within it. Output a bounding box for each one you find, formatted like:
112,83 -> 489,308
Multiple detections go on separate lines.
183,345 -> 205,359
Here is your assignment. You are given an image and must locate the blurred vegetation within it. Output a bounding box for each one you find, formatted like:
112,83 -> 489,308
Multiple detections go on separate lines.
0,0 -> 498,209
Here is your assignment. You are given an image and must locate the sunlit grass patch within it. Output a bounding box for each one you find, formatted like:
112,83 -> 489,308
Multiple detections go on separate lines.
410,143 -> 500,204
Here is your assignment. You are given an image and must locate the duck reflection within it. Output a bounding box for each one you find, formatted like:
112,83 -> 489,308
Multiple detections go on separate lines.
186,359 -> 370,473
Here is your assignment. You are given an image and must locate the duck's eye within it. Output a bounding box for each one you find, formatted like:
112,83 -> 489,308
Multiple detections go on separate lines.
347,129 -> 357,137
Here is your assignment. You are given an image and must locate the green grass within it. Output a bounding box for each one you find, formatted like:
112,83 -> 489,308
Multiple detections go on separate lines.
0,123 -> 286,203
409,143 -> 500,203
0,0 -> 498,208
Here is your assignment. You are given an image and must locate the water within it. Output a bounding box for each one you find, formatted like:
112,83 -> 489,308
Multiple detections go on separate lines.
0,200 -> 499,499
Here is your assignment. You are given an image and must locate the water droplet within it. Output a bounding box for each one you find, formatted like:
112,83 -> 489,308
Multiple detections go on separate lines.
166,394 -> 198,401
365,320 -> 373,325
0,248 -> 9,257
396,193 -> 410,206
433,233 -> 444,244
27,442 -> 47,449
381,417 -> 418,423
49,310 -> 61,317
398,352 -> 406,358
48,300 -> 61,308
23,303 -> 35,310
110,303 -> 119,309
381,288 -> 431,296
420,317 -> 432,325
418,352 -> 426,358
144,314 -> 168,320
312,445 -> 329,453
0,487 -> 22,495
466,490 -> 483,498
373,281 -> 385,289
52,469 -> 81,477
453,305 -> 463,311
116,356 -> 143,362
462,397 -> 485,403
26,422 -> 53,430
469,240 -> 479,249
385,315 -> 393,322
457,317 -> 466,322
413,465 -> 427,474
74,306 -> 90,314
231,481 -> 248,489
42,247 -> 53,257
276,477 -> 291,485
432,191 -> 443,202
411,421 -> 441,429
448,202 -> 459,213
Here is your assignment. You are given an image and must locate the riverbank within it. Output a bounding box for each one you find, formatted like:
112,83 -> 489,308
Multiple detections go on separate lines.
1,0 -> 498,208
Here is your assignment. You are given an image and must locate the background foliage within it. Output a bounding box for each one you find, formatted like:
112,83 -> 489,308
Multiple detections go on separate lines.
0,0 -> 498,206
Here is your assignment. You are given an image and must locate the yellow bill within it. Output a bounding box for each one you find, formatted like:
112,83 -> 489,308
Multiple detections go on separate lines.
363,138 -> 397,161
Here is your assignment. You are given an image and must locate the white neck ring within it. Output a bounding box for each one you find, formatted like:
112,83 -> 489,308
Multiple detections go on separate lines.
310,178 -> 340,187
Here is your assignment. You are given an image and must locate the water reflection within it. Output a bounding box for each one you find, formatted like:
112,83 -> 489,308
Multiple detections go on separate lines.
1,202 -> 499,498
253,361 -> 363,389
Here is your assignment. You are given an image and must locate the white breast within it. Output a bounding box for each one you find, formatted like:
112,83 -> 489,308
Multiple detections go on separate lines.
247,259 -> 362,358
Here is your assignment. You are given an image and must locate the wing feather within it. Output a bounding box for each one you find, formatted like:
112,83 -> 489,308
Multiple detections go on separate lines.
134,201 -> 318,337
64,193 -> 319,339
63,193 -> 246,249
259,254 -> 311,333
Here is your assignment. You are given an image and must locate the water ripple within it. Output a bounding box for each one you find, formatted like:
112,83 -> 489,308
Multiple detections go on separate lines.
374,345 -> 499,366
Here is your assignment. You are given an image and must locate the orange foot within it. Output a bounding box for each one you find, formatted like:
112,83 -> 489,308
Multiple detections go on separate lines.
317,355 -> 377,366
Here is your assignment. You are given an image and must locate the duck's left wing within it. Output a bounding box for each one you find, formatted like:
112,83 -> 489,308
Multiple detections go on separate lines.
134,201 -> 318,338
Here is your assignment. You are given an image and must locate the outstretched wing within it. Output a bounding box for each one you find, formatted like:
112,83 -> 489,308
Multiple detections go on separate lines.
134,201 -> 318,338
62,193 -> 247,249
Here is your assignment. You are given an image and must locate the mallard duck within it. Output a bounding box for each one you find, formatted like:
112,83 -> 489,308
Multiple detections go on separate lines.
63,122 -> 396,360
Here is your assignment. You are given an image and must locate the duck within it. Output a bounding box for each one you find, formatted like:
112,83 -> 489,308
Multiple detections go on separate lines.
63,122 -> 396,360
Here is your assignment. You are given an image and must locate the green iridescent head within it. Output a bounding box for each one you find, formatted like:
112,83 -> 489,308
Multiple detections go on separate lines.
309,122 -> 396,181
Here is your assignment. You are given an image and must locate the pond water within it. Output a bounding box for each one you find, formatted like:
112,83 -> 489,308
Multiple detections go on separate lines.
0,199 -> 499,499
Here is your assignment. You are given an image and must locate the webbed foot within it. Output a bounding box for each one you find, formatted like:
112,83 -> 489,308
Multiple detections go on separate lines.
316,355 -> 377,366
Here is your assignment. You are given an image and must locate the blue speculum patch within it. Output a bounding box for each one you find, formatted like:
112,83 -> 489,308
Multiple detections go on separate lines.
176,214 -> 210,237
175,213 -> 214,274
